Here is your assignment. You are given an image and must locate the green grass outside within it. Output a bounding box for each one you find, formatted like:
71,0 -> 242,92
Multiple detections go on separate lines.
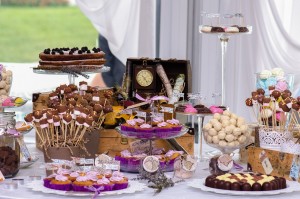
0,6 -> 98,62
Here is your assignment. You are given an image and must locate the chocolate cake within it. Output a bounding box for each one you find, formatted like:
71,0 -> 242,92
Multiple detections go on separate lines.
211,27 -> 225,32
37,47 -> 106,71
205,173 -> 287,191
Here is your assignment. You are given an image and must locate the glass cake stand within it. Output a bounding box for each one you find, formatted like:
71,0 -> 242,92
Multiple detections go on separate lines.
115,125 -> 189,155
199,25 -> 252,106
32,66 -> 111,84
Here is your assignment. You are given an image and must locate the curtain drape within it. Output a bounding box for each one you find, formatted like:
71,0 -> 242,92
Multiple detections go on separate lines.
76,0 -> 300,122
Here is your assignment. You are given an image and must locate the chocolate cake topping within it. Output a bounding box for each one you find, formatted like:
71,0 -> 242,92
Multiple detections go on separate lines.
63,114 -> 72,123
245,98 -> 253,106
76,116 -> 85,124
24,113 -> 34,122
53,115 -> 60,122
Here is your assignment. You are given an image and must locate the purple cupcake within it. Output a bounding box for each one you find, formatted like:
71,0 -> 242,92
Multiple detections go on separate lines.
155,122 -> 172,138
72,175 -> 94,192
136,123 -> 154,139
94,177 -> 114,191
110,172 -> 129,190
49,175 -> 72,191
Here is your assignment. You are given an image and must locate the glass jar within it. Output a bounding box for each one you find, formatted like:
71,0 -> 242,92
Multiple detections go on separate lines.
0,112 -> 20,178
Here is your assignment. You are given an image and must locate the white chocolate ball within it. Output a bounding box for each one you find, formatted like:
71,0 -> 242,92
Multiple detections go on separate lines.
6,70 -> 12,76
222,120 -> 230,128
213,113 -> 221,120
5,85 -> 10,92
1,73 -> 7,81
210,119 -> 219,125
238,135 -> 247,143
228,142 -> 235,147
204,123 -> 212,131
0,90 -> 7,95
0,81 -> 5,89
219,140 -> 227,147
259,69 -> 272,79
208,128 -> 217,136
240,125 -> 248,133
212,136 -> 219,144
218,131 -> 226,140
231,113 -> 238,120
234,141 -> 240,146
221,115 -> 230,121
225,134 -> 235,142
229,118 -> 237,126
5,77 -> 11,84
213,122 -> 222,131
223,110 -> 231,117
206,135 -> 212,143
233,128 -> 242,136
225,126 -> 233,134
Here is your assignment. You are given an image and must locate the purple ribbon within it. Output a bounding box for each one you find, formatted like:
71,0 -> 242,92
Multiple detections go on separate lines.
135,94 -> 169,102
7,129 -> 21,137
84,185 -> 104,199
233,161 -> 244,170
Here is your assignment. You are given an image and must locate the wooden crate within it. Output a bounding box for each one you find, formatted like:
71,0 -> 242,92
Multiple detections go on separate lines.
98,129 -> 194,156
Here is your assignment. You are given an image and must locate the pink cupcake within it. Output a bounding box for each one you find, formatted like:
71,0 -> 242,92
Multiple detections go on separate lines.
166,119 -> 182,133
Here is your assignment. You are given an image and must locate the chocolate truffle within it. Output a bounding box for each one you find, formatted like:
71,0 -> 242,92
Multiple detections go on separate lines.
251,91 -> 258,97
262,182 -> 272,191
257,95 -> 265,104
63,114 -> 72,123
93,104 -> 103,113
224,181 -> 231,190
231,182 -> 241,191
242,183 -> 252,191
252,182 -> 262,191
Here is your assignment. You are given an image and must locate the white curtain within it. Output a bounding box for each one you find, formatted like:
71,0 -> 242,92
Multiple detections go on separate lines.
76,0 -> 300,122
75,0 -> 156,65
161,0 -> 300,121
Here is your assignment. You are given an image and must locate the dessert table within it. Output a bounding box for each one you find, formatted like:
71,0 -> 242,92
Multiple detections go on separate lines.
1,142 -> 300,199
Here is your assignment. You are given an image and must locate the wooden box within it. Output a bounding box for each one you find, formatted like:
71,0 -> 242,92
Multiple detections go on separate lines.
98,129 -> 194,156
248,147 -> 300,182
125,58 -> 192,98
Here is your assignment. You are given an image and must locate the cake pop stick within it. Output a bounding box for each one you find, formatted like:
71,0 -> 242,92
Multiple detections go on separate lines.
75,116 -> 93,146
53,115 -> 61,147
62,114 -> 72,147
74,116 -> 85,142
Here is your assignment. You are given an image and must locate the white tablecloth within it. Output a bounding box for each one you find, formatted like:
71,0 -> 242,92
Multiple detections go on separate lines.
2,143 -> 300,199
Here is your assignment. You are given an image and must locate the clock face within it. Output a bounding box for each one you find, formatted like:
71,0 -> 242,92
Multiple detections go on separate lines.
136,69 -> 154,87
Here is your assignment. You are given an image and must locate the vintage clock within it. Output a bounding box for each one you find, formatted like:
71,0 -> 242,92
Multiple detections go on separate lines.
133,65 -> 156,91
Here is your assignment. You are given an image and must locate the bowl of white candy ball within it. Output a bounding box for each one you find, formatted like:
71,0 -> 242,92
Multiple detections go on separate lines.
203,110 -> 251,154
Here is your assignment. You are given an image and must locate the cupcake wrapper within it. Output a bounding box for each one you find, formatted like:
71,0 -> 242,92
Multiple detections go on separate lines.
43,179 -> 52,188
159,159 -> 175,172
72,184 -> 93,192
113,182 -> 128,190
49,183 -> 72,191
93,184 -> 113,192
